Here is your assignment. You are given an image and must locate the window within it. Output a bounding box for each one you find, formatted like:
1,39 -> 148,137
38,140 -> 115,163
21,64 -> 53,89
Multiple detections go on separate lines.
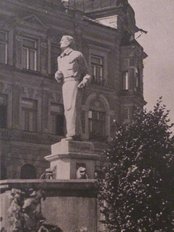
124,107 -> 130,121
0,31 -> 8,64
122,71 -> 129,90
20,164 -> 37,179
135,67 -> 141,89
91,55 -> 104,85
21,98 -> 37,132
88,110 -> 106,140
123,106 -> 132,122
50,103 -> 64,136
22,38 -> 37,71
0,94 -> 7,128
0,162 -> 7,180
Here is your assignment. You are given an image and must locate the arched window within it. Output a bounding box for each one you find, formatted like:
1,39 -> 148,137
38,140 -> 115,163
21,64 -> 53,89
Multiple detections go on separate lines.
88,110 -> 106,140
20,164 -> 37,179
83,94 -> 111,141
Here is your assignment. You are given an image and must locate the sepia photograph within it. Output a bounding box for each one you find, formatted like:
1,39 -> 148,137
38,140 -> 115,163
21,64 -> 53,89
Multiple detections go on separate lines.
0,0 -> 174,231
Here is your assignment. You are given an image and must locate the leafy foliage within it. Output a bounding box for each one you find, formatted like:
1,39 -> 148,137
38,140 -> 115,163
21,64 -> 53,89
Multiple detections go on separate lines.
98,99 -> 174,232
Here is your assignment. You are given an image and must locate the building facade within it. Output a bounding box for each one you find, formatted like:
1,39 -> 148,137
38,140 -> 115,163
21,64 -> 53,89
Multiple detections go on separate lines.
0,0 -> 146,179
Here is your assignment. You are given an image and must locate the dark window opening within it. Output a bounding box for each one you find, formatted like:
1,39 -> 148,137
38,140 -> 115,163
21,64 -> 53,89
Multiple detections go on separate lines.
20,164 -> 37,179
50,104 -> 64,136
21,98 -> 37,132
0,162 -> 7,180
22,38 -> 38,71
0,94 -> 7,128
88,110 -> 106,140
122,106 -> 133,123
51,113 -> 64,136
91,55 -> 105,86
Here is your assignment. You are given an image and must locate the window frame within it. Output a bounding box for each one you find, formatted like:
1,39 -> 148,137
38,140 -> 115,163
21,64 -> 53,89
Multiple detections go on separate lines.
22,37 -> 38,71
91,54 -> 104,85
135,66 -> 142,91
89,45 -> 108,87
50,103 -> 64,136
88,109 -> 106,140
122,71 -> 129,90
21,98 -> 38,132
0,94 -> 8,128
122,105 -> 133,123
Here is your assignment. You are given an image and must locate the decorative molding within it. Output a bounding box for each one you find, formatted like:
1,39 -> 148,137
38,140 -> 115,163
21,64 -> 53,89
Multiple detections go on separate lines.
0,82 -> 12,94
84,93 -> 110,112
88,44 -> 110,53
21,87 -> 42,99
40,42 -> 48,48
16,35 -> 23,41
27,88 -> 34,98
50,92 -> 63,104
22,14 -> 48,30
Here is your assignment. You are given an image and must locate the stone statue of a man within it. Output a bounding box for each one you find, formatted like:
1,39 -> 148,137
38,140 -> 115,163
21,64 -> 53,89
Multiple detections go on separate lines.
55,35 -> 91,140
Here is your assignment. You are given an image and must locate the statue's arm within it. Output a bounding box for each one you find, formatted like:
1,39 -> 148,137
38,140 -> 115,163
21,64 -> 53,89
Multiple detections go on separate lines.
55,57 -> 63,83
78,54 -> 92,88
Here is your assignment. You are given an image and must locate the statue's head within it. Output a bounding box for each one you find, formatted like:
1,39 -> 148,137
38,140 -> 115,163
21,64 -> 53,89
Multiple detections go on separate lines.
76,166 -> 87,179
60,35 -> 74,49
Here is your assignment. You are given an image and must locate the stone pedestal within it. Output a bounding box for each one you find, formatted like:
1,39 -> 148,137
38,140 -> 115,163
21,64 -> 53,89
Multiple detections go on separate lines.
0,180 -> 98,232
45,139 -> 100,179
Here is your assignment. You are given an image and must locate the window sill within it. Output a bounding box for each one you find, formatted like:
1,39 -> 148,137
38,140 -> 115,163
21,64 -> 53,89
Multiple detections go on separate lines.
0,128 -> 62,144
0,65 -> 53,79
22,68 -> 41,75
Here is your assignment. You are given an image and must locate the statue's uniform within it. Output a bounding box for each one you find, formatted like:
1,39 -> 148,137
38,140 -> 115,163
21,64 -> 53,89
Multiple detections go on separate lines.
57,47 -> 91,138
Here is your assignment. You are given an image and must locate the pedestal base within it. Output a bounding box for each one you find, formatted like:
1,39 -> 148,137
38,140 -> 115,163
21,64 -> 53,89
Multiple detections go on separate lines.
45,139 -> 100,179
